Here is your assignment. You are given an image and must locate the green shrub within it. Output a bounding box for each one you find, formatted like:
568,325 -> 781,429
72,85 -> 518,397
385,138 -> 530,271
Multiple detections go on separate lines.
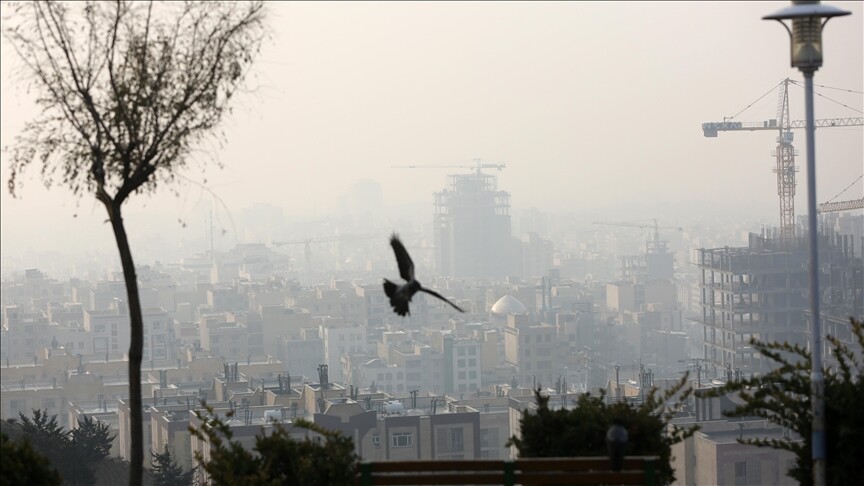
189,404 -> 357,486
509,375 -> 696,485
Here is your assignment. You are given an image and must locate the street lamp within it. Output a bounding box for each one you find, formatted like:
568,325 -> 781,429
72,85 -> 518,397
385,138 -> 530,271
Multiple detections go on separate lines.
762,3 -> 851,486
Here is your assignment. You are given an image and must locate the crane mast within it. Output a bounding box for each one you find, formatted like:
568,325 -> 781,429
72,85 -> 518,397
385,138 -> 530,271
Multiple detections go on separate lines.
773,78 -> 798,238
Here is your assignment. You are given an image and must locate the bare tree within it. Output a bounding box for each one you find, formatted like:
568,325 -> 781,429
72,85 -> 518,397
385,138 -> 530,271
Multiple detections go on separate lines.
3,2 -> 266,484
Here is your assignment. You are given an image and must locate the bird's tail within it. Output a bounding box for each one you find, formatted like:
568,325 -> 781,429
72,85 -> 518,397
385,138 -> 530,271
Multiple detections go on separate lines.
383,279 -> 398,298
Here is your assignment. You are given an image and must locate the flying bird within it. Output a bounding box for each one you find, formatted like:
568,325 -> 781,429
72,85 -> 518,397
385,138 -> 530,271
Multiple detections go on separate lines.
383,233 -> 465,317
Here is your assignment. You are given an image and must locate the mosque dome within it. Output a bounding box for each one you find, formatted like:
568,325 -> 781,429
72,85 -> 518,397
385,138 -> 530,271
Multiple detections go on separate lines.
490,295 -> 528,316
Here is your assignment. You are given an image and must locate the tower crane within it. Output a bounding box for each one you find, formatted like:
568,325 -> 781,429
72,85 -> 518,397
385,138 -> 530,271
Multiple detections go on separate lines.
272,234 -> 378,269
392,158 -> 506,175
702,78 -> 863,238
593,219 -> 683,253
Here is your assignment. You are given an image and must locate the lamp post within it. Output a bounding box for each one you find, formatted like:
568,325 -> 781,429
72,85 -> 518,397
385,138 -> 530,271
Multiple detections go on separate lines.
762,3 -> 851,486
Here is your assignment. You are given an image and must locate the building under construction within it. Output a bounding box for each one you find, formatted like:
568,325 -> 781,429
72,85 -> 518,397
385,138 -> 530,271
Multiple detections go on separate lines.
698,226 -> 862,378
433,164 -> 511,278
620,235 -> 675,282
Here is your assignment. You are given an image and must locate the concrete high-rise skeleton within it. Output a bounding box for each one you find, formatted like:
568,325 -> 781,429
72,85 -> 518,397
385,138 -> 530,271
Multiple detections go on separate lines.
432,160 -> 511,278
697,224 -> 862,378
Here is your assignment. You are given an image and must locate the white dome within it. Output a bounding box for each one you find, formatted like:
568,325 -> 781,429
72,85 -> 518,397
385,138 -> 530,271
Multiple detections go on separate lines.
491,295 -> 527,315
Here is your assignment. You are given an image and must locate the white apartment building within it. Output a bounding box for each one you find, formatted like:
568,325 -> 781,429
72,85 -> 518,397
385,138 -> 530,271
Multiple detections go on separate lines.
321,321 -> 367,384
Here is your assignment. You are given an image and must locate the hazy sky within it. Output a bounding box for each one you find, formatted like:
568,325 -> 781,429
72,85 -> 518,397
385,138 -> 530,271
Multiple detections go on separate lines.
1,1 -> 862,261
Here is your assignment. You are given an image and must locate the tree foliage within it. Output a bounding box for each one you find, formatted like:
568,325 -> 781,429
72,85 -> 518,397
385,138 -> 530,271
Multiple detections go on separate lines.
151,443 -> 196,486
13,409 -> 118,485
71,414 -> 116,463
706,317 -> 864,486
16,409 -> 95,484
189,404 -> 358,486
508,375 -> 697,485
17,408 -> 67,451
3,0 -> 267,200
1,431 -> 63,486
3,3 -> 266,484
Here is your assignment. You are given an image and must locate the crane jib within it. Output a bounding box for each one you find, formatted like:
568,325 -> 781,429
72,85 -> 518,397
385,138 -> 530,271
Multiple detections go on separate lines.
702,117 -> 863,137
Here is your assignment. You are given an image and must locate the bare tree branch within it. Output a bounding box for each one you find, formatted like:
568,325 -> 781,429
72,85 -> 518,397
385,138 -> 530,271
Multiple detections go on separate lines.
3,2 -> 267,484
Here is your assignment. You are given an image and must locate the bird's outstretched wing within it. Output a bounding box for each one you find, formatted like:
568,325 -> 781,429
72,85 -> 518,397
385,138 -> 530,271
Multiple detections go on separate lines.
419,287 -> 465,313
390,233 -> 415,282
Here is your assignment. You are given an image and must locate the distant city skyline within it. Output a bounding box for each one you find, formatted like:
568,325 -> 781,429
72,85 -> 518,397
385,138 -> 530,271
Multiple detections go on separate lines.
2,1 -> 862,261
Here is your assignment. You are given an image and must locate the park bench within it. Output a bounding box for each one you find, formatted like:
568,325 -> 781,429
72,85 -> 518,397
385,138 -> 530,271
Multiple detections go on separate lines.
356,456 -> 659,485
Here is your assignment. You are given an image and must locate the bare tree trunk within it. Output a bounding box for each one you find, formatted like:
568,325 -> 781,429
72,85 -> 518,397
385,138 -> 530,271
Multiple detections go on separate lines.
106,202 -> 144,486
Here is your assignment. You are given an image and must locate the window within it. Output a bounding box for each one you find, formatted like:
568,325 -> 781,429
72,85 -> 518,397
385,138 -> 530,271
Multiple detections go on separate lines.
469,371 -> 477,379
457,347 -> 465,356
450,428 -> 464,452
458,372 -> 466,380
468,347 -> 476,356
458,359 -> 465,367
734,462 -> 746,486
372,434 -> 380,446
481,428 -> 499,449
392,432 -> 413,448
95,324 -> 106,333
468,359 -> 476,367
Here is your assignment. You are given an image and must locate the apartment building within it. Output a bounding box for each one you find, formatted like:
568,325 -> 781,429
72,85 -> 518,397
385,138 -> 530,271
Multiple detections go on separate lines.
320,319 -> 367,384
441,334 -> 482,396
503,315 -> 561,388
